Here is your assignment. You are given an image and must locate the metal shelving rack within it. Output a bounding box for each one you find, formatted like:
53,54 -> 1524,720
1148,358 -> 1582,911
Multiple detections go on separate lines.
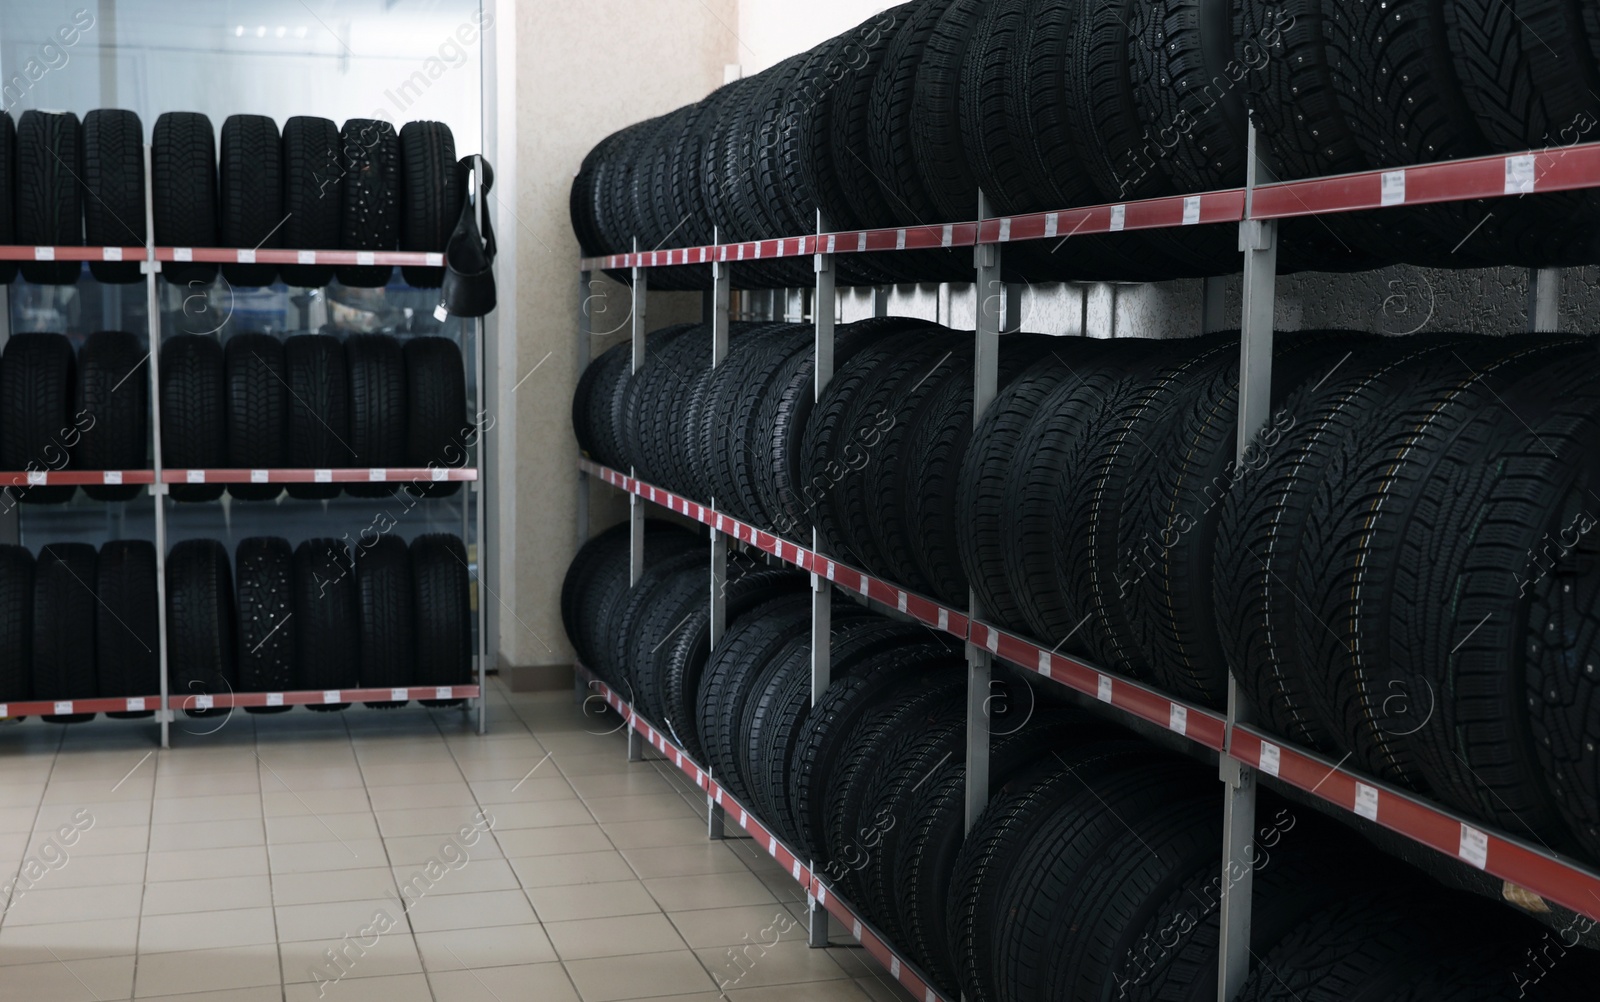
0,156 -> 494,748
575,128 -> 1600,995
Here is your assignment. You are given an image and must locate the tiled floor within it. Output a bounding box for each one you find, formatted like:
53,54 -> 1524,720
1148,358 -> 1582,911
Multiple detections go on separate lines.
0,680 -> 914,1001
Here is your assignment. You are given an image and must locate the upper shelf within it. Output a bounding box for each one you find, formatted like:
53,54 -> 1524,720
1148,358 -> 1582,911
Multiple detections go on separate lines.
0,247 -> 444,267
578,140 -> 1600,272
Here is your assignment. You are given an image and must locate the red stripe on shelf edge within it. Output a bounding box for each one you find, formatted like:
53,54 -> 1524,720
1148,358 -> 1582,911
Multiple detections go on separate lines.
0,696 -> 162,715
160,468 -> 476,484
1231,726 -> 1600,921
0,246 -> 149,262
0,470 -> 157,486
150,248 -> 443,266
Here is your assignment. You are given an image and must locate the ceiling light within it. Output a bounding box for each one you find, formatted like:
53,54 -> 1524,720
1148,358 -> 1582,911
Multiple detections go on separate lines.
234,25 -> 244,37
255,25 -> 266,38
295,26 -> 308,38
275,26 -> 286,38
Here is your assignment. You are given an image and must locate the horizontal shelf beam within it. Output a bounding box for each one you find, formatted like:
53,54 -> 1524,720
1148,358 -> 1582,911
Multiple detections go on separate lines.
0,696 -> 159,716
0,247 -> 446,267
175,686 -> 479,710
161,468 -> 477,485
0,470 -> 156,486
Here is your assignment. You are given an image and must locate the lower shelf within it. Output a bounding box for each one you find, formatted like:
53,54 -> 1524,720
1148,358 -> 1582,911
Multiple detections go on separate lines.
0,686 -> 480,718
577,665 -> 953,1002
0,695 -> 160,716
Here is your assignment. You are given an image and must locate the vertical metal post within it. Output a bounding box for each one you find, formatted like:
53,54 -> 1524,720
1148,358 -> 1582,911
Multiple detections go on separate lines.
809,211 -> 837,950
0,286 -> 14,550
708,233 -> 731,839
1529,267 -> 1562,333
142,142 -> 172,750
966,190 -> 1003,833
1218,124 -> 1276,1001
577,270 -> 594,549
627,239 -> 647,763
1203,274 -> 1230,334
872,285 -> 890,318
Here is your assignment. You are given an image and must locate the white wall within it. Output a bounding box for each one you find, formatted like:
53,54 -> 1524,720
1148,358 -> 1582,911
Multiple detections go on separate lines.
734,0 -> 896,74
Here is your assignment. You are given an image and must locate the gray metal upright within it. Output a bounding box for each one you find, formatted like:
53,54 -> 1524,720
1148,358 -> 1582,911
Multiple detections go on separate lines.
143,142 -> 173,750
1218,124 -> 1277,1001
627,239 -> 647,763
809,211 -> 838,950
966,190 -> 1003,833
708,231 -> 731,840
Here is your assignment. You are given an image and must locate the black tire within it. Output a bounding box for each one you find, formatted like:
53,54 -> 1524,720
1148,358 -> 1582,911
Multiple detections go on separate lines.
281,116 -> 342,287
82,109 -> 146,283
0,546 -> 32,703
869,0 -> 954,226
15,110 -> 83,285
344,333 -> 406,498
33,544 -> 98,721
1,333 -> 77,505
160,334 -> 226,502
218,114 -> 283,287
293,538 -> 358,707
234,536 -> 295,711
75,331 -> 149,502
224,333 -> 287,501
152,111 -> 218,286
405,337 -> 468,498
166,539 -> 236,712
336,119 -> 400,287
283,334 -> 352,500
413,534 -> 472,700
97,540 -> 159,717
399,121 -> 460,288
910,0 -> 989,221
0,113 -> 15,285
356,535 -> 415,706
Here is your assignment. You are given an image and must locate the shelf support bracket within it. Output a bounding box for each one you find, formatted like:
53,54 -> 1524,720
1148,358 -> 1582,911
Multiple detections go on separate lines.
809,210 -> 838,948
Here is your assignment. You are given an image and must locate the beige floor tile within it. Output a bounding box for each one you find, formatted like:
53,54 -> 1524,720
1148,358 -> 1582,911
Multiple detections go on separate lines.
22,850 -> 146,889
26,822 -> 148,857
149,794 -> 262,825
284,970 -> 435,1001
262,788 -> 373,818
527,878 -> 660,922
428,962 -> 582,1001
274,898 -> 400,942
35,800 -> 150,829
0,784 -> 48,809
0,955 -> 134,1000
603,816 -> 713,849
544,912 -> 689,961
264,811 -> 381,844
0,806 -> 42,834
2,882 -> 144,925
455,756 -> 558,783
507,849 -> 637,888
39,777 -> 155,805
272,867 -> 400,907
414,924 -> 558,971
0,915 -> 139,961
147,818 -> 265,853
567,769 -> 681,799
645,871 -> 777,912
564,950 -> 718,1001
492,823 -> 608,858
153,772 -> 260,799
851,974 -> 917,1001
477,798 -> 594,830
585,793 -> 700,825
133,944 -> 281,996
138,906 -> 278,955
693,939 -> 847,991
367,782 -> 479,811
390,857 -> 518,895
550,749 -> 637,776
258,767 -> 367,792
667,904 -> 810,950
147,845 -> 269,882
621,843 -> 752,880
153,751 -> 260,776
134,988 -> 283,1002
471,775 -> 582,806
376,805 -> 491,838
141,875 -> 273,915
403,888 -> 537,933
726,982 -> 880,1000
266,838 -> 383,873
361,762 -> 464,786
384,832 -> 503,865
280,929 -> 422,983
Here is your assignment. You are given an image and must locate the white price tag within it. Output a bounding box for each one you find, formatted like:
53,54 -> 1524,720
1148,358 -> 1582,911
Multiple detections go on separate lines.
985,629 -> 998,654
897,591 -> 907,613
0,704 -> 8,717
186,470 -> 206,483
250,469 -> 269,483
937,609 -> 949,631
355,251 -> 376,266
266,692 -> 284,706
54,701 -> 72,714
851,920 -> 862,939
1044,213 -> 1059,238
1169,704 -> 1188,735
895,229 -> 907,250
856,232 -> 867,253
432,467 -> 449,482
857,573 -> 868,593
767,835 -> 777,855
1258,742 -> 1281,777
890,958 -> 901,978
390,688 -> 407,701
816,884 -> 827,905
368,468 -> 387,482
193,695 -> 213,710
125,697 -> 145,712
1505,155 -> 1537,195
1097,675 -> 1113,703
826,562 -> 836,581
322,690 -> 341,703
34,246 -> 55,260
998,218 -> 1012,242
1038,650 -> 1052,677
435,686 -> 451,699
715,787 -> 724,804
102,247 -> 123,261
1183,196 -> 1202,225
926,990 -> 937,1002
791,860 -> 801,880
739,809 -> 747,826
236,249 -> 256,263
297,250 -> 317,264
1110,205 -> 1127,232
425,252 -> 444,267
102,471 -> 123,485
675,751 -> 682,767
174,247 -> 193,262
26,471 -> 46,486
314,469 -> 333,483
1380,170 -> 1407,206
1354,783 -> 1380,821
940,224 -> 953,248
1459,824 -> 1489,869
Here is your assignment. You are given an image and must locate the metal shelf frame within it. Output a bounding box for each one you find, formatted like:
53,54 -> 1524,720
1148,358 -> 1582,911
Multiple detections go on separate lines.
574,125 -> 1600,996
0,157 -> 493,747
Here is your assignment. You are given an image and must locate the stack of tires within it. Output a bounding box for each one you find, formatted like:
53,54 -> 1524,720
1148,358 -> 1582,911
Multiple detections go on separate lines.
0,108 -> 463,288
167,533 -> 473,710
0,540 -> 159,722
159,331 -> 469,501
560,523 -> 1596,998
571,0 -> 1600,285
